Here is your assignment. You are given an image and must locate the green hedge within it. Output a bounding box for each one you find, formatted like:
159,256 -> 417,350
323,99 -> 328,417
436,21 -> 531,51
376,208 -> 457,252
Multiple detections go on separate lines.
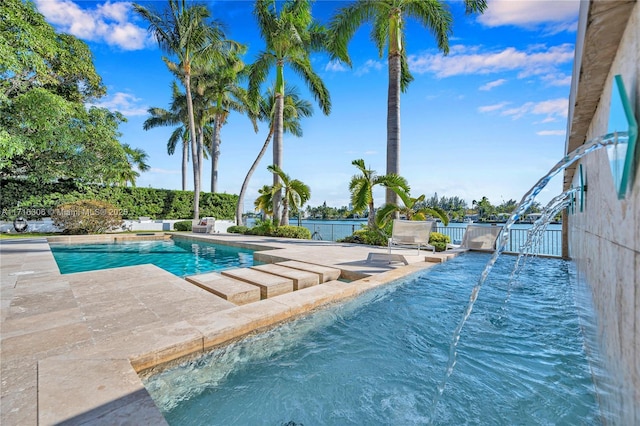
1,178 -> 238,220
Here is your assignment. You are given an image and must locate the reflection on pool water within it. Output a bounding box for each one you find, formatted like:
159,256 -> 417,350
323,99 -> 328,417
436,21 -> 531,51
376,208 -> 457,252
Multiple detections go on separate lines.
49,237 -> 254,277
143,253 -> 601,425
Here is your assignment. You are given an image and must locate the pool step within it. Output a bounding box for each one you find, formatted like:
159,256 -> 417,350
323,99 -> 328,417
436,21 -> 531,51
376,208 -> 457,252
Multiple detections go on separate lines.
185,273 -> 261,305
251,264 -> 319,290
221,268 -> 294,299
274,261 -> 341,283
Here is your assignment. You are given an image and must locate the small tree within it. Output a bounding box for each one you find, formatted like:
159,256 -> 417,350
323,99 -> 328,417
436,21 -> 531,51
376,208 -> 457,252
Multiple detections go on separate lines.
349,158 -> 408,228
51,200 -> 122,234
267,164 -> 311,226
376,191 -> 449,229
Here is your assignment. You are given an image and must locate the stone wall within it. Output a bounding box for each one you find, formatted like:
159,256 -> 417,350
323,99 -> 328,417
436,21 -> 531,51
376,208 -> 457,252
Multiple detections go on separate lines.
568,2 -> 639,424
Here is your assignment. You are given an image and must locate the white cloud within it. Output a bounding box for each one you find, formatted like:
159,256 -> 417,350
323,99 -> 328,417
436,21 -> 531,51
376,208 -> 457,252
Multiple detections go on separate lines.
89,92 -> 148,116
478,0 -> 580,31
501,98 -> 568,121
355,59 -> 384,76
34,0 -> 150,50
325,60 -> 347,72
148,168 -> 180,175
408,44 -> 574,79
540,73 -> 572,86
478,102 -> 510,113
537,130 -> 565,136
479,78 -> 507,91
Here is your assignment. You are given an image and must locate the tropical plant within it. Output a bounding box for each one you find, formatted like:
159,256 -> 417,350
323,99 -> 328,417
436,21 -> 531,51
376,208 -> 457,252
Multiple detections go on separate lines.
375,190 -> 449,228
329,0 -> 487,206
143,82 -> 191,190
134,0 -> 236,219
267,164 -> 311,226
194,49 -> 257,193
236,86 -> 313,225
254,184 -> 274,220
248,0 -> 331,221
428,231 -> 451,252
116,143 -> 150,186
349,159 -> 409,228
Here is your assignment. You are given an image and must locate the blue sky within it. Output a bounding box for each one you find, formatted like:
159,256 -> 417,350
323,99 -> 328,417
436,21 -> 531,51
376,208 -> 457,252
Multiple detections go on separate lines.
33,0 -> 580,211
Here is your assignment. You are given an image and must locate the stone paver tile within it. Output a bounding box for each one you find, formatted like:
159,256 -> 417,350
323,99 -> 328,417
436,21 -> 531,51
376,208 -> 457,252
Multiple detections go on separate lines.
320,280 -> 363,299
268,284 -> 345,315
0,306 -> 85,339
59,321 -> 204,373
251,264 -> 319,290
0,322 -> 91,363
150,295 -> 235,324
189,300 -> 292,349
1,359 -> 37,426
84,304 -> 162,339
185,273 -> 261,305
275,260 -> 341,282
6,288 -> 77,320
221,268 -> 293,299
38,358 -> 167,426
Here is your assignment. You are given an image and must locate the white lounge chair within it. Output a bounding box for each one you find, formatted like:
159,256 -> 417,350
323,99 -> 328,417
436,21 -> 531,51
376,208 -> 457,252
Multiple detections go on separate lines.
447,224 -> 503,252
388,219 -> 435,255
192,217 -> 215,233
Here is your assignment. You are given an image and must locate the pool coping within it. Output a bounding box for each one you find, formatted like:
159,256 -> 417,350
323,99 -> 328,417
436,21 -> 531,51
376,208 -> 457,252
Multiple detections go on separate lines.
1,233 -> 462,425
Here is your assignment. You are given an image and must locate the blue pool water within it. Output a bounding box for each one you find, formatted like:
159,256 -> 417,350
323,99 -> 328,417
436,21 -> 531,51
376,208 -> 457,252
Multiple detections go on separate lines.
49,237 -> 254,277
143,253 -> 600,425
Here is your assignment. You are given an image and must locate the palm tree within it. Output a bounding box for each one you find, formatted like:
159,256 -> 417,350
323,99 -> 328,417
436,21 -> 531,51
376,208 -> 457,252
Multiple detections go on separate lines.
375,191 -> 449,228
195,49 -> 257,193
236,86 -> 313,226
349,158 -> 409,228
248,0 -> 331,222
267,164 -> 311,226
120,143 -> 150,186
134,0 -> 234,219
254,184 -> 274,221
143,82 -> 189,190
329,0 -> 487,206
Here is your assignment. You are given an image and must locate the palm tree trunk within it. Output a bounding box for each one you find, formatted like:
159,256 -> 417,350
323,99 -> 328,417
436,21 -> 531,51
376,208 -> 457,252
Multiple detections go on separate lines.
236,127 -> 274,225
386,13 -> 402,209
182,138 -> 188,191
272,63 -> 285,225
211,117 -> 222,193
184,72 -> 200,220
280,197 -> 289,226
368,200 -> 376,228
197,127 -> 204,189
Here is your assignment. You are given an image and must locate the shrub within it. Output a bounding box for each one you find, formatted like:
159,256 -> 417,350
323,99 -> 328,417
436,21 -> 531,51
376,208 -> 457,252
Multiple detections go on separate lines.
429,232 -> 451,252
338,227 -> 388,246
173,220 -> 192,231
245,220 -> 275,236
51,200 -> 122,234
227,225 -> 248,234
273,225 -> 311,239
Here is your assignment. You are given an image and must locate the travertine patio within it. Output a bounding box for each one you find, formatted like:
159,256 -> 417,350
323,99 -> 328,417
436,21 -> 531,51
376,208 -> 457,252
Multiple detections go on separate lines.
0,233 -> 457,425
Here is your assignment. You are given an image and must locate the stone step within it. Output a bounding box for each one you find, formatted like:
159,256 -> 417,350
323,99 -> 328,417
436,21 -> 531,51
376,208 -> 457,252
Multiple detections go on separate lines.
251,264 -> 319,290
275,260 -> 341,283
185,272 -> 260,305
221,268 -> 293,299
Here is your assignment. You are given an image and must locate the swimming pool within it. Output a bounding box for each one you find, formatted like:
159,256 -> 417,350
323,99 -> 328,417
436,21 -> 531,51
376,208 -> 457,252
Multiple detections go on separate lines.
49,237 -> 254,277
143,253 -> 600,425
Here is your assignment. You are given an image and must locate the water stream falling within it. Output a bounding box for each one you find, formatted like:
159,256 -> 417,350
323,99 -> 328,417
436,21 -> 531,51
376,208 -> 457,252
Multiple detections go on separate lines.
495,187 -> 578,324
428,131 -> 626,423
